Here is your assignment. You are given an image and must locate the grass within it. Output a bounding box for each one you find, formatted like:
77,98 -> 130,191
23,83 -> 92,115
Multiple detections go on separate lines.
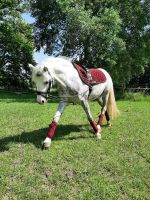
0,91 -> 150,200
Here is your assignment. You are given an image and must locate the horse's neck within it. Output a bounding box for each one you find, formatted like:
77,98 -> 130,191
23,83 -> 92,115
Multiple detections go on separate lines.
45,58 -> 85,94
48,59 -> 71,87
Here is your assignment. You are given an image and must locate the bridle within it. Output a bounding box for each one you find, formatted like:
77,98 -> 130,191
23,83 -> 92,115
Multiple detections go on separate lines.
36,80 -> 52,100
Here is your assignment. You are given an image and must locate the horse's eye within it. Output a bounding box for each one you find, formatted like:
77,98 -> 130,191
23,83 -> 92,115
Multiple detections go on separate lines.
44,81 -> 49,85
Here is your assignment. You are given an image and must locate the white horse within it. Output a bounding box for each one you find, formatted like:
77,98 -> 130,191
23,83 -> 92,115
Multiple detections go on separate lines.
29,56 -> 119,148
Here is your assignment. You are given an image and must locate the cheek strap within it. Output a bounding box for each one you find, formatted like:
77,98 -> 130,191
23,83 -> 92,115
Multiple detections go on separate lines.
36,81 -> 52,99
36,91 -> 49,99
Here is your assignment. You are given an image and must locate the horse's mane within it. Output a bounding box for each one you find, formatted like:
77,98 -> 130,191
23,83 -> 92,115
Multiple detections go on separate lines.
57,56 -> 73,61
41,56 -> 73,66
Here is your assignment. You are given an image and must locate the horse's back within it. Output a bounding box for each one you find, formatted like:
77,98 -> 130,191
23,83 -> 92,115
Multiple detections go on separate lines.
88,68 -> 113,100
98,68 -> 113,88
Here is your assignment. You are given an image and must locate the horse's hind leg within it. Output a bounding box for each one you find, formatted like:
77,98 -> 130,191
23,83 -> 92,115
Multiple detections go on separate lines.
81,99 -> 101,139
105,110 -> 111,126
97,93 -> 111,126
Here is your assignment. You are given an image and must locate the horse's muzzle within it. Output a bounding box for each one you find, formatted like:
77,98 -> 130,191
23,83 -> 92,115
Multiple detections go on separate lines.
37,95 -> 47,104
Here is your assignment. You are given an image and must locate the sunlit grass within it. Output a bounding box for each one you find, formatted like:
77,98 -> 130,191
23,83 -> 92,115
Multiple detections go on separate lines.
0,92 -> 150,199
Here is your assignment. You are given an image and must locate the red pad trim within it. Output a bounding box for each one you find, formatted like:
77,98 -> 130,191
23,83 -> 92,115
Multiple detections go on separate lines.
90,121 -> 98,133
47,121 -> 57,139
97,114 -> 104,126
89,69 -> 106,84
74,64 -> 106,86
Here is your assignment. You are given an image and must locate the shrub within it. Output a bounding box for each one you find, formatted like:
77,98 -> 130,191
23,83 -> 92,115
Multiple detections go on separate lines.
123,92 -> 144,101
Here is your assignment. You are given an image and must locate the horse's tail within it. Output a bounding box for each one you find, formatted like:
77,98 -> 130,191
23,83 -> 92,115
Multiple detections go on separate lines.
107,86 -> 120,119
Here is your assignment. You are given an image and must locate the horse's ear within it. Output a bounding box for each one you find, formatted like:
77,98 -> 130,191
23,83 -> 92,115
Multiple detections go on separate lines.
43,66 -> 48,72
29,64 -> 34,71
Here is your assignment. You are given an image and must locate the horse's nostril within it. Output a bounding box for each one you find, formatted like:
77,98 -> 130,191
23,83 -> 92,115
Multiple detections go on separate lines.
42,100 -> 44,104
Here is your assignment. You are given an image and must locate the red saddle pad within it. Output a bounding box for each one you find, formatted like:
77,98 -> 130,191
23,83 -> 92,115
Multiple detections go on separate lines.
74,64 -> 106,86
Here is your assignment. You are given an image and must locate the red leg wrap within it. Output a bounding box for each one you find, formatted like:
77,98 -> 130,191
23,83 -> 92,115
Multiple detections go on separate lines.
47,121 -> 57,139
105,111 -> 110,122
97,114 -> 104,126
90,121 -> 98,133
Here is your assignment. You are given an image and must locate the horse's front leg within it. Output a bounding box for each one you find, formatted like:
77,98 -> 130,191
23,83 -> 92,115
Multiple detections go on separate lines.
81,100 -> 101,139
43,101 -> 68,149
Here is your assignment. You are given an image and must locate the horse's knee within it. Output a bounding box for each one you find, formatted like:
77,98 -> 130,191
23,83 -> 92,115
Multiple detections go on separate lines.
53,111 -> 62,123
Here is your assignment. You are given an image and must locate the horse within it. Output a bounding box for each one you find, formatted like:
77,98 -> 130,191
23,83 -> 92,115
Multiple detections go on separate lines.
29,56 -> 120,148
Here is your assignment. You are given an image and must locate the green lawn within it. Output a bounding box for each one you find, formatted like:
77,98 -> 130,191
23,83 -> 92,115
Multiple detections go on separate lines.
0,92 -> 150,200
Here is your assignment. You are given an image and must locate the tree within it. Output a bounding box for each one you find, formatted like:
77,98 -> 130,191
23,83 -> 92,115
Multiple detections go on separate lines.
30,0 -> 150,85
0,0 -> 34,89
113,0 -> 150,85
30,0 -> 124,66
129,65 -> 150,87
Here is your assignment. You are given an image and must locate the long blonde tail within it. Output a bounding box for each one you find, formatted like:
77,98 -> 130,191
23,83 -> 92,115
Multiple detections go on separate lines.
107,87 -> 120,119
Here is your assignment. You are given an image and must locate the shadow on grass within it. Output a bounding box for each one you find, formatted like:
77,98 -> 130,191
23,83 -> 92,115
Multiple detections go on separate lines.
0,124 -> 92,152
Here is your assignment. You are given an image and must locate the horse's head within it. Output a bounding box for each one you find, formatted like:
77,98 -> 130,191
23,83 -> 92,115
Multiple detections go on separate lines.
29,64 -> 52,105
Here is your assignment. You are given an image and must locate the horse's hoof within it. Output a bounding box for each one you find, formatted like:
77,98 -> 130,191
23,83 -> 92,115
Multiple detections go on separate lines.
107,122 -> 111,127
42,144 -> 49,150
96,133 -> 101,139
42,137 -> 52,149
107,123 -> 111,127
97,125 -> 101,132
96,125 -> 101,139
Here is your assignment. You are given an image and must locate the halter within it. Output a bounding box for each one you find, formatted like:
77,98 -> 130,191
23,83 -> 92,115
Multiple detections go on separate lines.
36,80 -> 52,100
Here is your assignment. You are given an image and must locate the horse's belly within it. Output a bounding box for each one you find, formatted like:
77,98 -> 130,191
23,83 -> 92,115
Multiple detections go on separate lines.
67,97 -> 80,104
89,83 -> 106,100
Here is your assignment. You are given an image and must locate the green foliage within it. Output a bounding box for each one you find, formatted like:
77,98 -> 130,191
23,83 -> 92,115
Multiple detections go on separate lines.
31,0 -> 124,67
0,92 -> 150,199
30,0 -> 150,85
123,92 -> 145,101
0,0 -> 34,88
128,64 -> 150,87
113,0 -> 150,84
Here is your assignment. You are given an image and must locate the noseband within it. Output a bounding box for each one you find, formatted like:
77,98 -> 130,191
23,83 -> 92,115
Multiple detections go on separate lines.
36,81 -> 52,100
